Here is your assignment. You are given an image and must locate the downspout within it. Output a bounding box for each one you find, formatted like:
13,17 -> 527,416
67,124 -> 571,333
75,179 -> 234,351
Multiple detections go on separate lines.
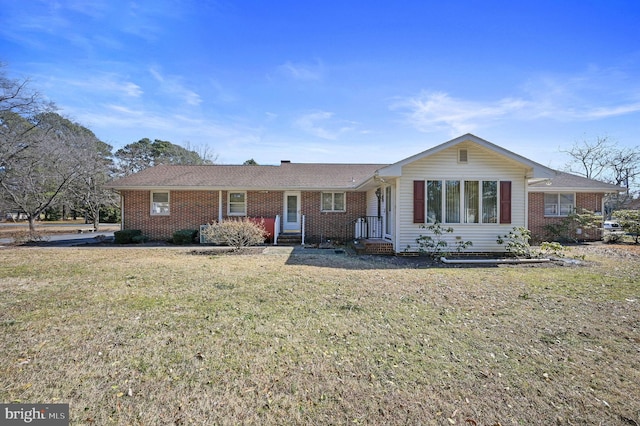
218,190 -> 223,222
524,177 -> 529,233
120,193 -> 124,231
440,257 -> 551,264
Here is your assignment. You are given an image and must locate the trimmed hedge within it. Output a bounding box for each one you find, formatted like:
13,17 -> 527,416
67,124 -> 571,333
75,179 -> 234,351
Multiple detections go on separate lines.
172,229 -> 198,245
114,229 -> 143,244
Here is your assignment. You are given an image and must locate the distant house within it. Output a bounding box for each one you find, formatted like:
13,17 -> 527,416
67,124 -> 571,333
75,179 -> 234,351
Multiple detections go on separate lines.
107,134 -> 624,253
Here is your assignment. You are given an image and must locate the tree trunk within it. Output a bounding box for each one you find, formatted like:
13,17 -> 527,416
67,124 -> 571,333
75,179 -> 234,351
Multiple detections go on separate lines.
93,214 -> 100,232
28,215 -> 37,233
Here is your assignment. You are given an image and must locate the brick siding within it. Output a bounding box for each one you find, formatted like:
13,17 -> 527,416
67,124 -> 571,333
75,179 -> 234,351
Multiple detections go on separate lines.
528,192 -> 604,242
121,189 -> 368,242
301,191 -> 367,244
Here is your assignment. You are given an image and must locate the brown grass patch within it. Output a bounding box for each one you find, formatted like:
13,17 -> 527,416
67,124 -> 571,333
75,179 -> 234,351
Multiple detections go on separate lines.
0,246 -> 638,425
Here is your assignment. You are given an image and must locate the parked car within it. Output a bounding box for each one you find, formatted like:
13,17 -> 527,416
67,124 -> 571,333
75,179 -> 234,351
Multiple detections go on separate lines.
603,220 -> 624,234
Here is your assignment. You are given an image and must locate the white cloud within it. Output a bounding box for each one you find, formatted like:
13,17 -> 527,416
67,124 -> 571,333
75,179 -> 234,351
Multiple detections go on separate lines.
393,92 -> 529,134
67,73 -> 143,98
294,111 -> 356,140
149,67 -> 202,106
277,60 -> 323,81
395,67 -> 640,135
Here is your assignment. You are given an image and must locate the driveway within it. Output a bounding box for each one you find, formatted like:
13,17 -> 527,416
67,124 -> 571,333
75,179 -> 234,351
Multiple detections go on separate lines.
0,231 -> 115,247
0,222 -> 118,247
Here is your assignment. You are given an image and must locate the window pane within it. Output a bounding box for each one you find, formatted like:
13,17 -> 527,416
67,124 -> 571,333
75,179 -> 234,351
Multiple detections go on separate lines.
229,192 -> 246,214
544,193 -> 558,216
153,192 -> 168,203
230,192 -> 244,203
152,192 -> 169,215
427,180 -> 442,223
482,181 -> 497,223
334,193 -> 345,210
445,180 -> 460,223
464,181 -> 479,223
559,193 -> 574,215
287,195 -> 297,222
322,193 -> 333,210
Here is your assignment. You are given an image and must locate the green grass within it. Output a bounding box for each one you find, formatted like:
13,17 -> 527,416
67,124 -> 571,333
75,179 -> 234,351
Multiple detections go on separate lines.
0,246 -> 639,425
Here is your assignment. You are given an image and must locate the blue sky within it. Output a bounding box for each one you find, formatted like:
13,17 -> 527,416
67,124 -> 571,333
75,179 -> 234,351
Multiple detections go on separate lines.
1,0 -> 639,168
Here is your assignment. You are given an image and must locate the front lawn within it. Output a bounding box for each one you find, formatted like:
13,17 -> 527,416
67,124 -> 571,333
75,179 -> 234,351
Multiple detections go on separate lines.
0,246 -> 638,425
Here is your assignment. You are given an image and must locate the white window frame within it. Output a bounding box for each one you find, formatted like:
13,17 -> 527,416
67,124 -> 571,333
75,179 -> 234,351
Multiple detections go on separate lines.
544,192 -> 575,217
228,191 -> 247,216
427,180 -> 498,224
151,191 -> 170,216
321,192 -> 346,212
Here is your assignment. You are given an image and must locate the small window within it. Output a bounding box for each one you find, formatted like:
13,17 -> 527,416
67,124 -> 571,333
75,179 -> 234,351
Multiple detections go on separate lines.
321,192 -> 346,212
228,191 -> 246,216
151,191 -> 169,215
544,193 -> 575,217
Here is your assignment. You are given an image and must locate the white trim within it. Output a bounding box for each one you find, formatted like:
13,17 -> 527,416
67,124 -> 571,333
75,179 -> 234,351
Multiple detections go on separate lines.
320,191 -> 347,212
283,191 -> 301,232
227,190 -> 247,216
377,134 -> 557,179
543,192 -> 576,217
150,190 -> 170,216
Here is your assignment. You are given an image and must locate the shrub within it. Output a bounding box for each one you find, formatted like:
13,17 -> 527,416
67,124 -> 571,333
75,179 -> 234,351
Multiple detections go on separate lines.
538,241 -> 566,258
172,229 -> 198,245
543,209 -> 601,243
99,206 -> 121,223
114,229 -> 143,244
603,232 -> 624,244
415,222 -> 472,258
10,230 -> 46,244
613,209 -> 640,244
200,218 -> 267,250
497,227 -> 531,258
131,234 -> 149,244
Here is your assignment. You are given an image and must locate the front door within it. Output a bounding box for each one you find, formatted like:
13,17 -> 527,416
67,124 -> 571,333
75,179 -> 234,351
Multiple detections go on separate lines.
384,186 -> 393,238
283,191 -> 301,232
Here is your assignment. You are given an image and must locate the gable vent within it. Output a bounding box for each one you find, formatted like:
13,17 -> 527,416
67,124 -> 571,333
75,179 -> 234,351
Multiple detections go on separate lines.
458,149 -> 468,163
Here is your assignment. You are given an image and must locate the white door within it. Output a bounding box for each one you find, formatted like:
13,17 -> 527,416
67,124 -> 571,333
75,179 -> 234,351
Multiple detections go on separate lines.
283,191 -> 301,232
384,186 -> 393,238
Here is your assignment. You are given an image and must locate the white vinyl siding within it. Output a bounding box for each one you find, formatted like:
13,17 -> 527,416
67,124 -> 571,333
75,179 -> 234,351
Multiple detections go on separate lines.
394,142 -> 528,252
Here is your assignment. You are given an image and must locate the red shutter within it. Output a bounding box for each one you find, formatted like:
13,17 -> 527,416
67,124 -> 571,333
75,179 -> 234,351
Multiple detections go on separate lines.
500,181 -> 512,224
413,180 -> 425,223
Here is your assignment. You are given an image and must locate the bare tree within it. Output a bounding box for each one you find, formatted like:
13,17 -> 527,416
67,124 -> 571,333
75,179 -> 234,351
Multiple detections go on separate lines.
66,131 -> 117,231
561,135 -> 614,181
608,146 -> 640,191
0,113 -> 98,232
0,64 -> 56,178
563,136 -> 639,191
562,136 -> 640,213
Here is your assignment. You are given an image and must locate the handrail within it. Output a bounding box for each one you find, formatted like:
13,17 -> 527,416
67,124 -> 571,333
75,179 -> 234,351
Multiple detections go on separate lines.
354,216 -> 383,239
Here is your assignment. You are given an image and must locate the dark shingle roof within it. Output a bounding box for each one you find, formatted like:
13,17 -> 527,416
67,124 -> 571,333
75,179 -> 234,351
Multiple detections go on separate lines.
107,162 -> 388,190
